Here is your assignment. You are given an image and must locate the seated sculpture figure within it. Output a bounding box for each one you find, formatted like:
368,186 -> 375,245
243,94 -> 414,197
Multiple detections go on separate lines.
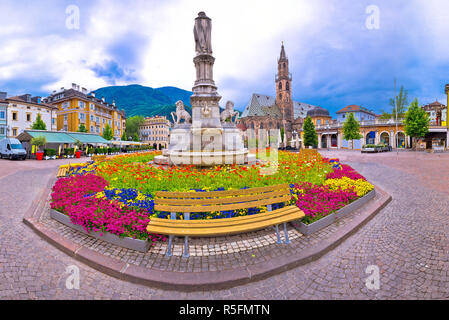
171,100 -> 192,124
220,101 -> 239,123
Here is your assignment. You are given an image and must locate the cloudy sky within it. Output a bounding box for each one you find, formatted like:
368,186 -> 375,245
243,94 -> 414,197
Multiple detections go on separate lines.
1,0 -> 449,116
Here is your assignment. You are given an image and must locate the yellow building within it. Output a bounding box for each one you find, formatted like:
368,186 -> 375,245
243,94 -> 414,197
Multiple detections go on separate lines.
138,116 -> 170,150
43,83 -> 126,140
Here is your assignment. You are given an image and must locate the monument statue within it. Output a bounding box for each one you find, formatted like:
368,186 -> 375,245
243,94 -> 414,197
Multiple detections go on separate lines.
171,100 -> 191,124
194,11 -> 212,54
220,101 -> 239,123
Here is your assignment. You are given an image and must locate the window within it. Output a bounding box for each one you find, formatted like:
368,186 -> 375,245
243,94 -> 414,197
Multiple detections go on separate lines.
78,101 -> 85,109
0,111 -> 4,119
62,102 -> 69,109
26,113 -> 31,122
90,125 -> 94,132
90,115 -> 94,121
317,119 -> 321,125
79,113 -> 85,120
12,128 -> 18,136
52,118 -> 56,125
12,112 -> 18,121
96,117 -> 99,123
0,127 -> 4,135
90,103 -> 94,111
286,82 -> 289,91
64,114 -> 68,121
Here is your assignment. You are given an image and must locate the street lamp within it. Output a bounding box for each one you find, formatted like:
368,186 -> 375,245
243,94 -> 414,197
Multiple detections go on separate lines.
292,130 -> 297,149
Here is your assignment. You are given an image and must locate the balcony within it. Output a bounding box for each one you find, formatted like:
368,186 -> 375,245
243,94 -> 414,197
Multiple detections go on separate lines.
275,72 -> 292,82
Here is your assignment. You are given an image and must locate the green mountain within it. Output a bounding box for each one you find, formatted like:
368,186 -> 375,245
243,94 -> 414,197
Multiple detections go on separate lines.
93,84 -> 193,119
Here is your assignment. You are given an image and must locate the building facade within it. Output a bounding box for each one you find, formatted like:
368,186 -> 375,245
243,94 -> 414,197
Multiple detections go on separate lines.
0,92 -> 7,139
336,105 -> 376,123
6,94 -> 57,138
238,43 -> 317,143
138,116 -> 170,149
43,83 -> 126,140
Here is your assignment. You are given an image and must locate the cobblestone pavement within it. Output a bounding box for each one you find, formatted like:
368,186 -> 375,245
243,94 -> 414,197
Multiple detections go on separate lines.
1,151 -> 448,299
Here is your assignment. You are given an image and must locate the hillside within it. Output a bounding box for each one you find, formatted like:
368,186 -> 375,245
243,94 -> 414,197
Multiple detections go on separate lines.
93,84 -> 193,119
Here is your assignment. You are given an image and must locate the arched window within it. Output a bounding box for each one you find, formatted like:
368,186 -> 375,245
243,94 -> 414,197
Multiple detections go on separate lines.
279,82 -> 282,90
286,82 -> 289,91
279,93 -> 282,100
283,62 -> 286,69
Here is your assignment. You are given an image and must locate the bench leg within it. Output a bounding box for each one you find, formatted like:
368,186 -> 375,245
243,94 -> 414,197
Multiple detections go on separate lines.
183,236 -> 190,258
283,223 -> 291,244
166,235 -> 174,257
275,225 -> 282,244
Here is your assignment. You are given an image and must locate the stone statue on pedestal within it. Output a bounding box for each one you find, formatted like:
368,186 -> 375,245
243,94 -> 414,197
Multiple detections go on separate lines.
220,101 -> 239,123
194,11 -> 212,55
171,100 -> 191,124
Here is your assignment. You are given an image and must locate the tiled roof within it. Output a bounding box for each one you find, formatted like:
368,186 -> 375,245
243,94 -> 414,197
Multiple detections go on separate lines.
241,93 -> 317,120
336,105 -> 375,116
293,101 -> 316,119
7,96 -> 57,109
240,94 -> 281,118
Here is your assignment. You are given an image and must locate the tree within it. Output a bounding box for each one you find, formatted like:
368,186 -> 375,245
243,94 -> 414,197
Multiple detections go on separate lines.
125,115 -> 145,139
31,113 -> 46,130
102,124 -> 114,141
30,135 -> 47,152
342,113 -> 362,149
389,86 -> 408,119
78,123 -> 88,132
133,132 -> 140,142
303,116 -> 318,148
121,131 -> 127,141
404,98 -> 429,150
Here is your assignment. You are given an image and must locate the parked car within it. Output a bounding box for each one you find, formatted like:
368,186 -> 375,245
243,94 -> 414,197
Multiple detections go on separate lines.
0,138 -> 27,160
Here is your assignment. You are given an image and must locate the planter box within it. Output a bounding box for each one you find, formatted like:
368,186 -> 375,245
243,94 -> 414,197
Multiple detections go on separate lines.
361,148 -> 376,153
335,188 -> 376,219
291,188 -> 376,236
291,212 -> 336,236
50,209 -> 150,252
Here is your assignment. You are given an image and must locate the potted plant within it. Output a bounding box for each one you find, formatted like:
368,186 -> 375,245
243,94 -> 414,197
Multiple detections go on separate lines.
74,140 -> 83,158
31,136 -> 47,160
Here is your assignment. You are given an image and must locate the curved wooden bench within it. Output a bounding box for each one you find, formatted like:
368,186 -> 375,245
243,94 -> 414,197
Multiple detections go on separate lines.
147,184 -> 305,257
56,162 -> 88,178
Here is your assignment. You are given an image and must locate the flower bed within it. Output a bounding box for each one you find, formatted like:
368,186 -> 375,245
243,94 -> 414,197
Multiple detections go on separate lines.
51,151 -> 374,244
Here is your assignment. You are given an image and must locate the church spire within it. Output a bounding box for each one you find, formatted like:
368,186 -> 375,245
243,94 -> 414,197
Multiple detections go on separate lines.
280,41 -> 287,60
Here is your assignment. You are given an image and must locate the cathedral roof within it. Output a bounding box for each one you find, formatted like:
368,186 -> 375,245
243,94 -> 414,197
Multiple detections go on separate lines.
240,94 -> 282,118
240,93 -> 317,120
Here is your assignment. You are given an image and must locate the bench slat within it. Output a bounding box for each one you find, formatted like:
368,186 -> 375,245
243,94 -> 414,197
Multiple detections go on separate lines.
149,205 -> 300,228
147,209 -> 304,237
155,189 -> 289,206
150,205 -> 299,226
155,183 -> 290,198
154,194 -> 292,213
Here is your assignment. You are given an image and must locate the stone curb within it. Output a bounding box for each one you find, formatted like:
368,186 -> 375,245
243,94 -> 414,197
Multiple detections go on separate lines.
23,179 -> 392,291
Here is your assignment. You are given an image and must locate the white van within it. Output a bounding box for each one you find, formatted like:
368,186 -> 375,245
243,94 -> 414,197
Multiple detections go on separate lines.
0,138 -> 27,160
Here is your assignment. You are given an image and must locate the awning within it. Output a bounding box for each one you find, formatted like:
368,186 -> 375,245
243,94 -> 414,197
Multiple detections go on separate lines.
17,130 -> 76,143
17,130 -> 112,144
66,132 -> 111,144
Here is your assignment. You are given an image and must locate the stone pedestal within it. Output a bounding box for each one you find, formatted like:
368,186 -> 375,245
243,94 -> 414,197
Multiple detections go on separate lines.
156,12 -> 250,167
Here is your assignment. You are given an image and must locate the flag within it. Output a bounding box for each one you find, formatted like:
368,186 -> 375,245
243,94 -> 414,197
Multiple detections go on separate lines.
32,145 -> 36,154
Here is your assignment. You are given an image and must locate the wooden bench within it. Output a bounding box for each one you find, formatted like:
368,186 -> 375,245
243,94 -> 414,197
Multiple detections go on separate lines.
56,162 -> 88,178
91,154 -> 107,162
56,165 -> 69,178
147,184 -> 305,257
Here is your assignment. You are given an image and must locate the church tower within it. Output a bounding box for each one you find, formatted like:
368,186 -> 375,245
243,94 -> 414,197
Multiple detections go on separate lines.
275,42 -> 293,123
